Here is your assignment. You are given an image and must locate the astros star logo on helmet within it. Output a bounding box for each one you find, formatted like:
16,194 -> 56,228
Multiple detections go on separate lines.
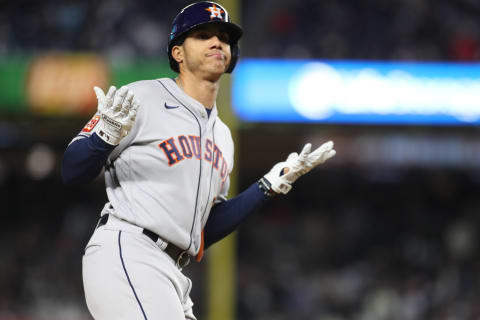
205,4 -> 224,19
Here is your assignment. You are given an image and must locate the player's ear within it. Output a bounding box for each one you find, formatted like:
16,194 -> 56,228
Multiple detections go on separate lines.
171,45 -> 184,64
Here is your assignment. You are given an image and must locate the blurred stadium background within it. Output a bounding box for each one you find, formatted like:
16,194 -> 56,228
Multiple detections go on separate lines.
1,0 -> 480,319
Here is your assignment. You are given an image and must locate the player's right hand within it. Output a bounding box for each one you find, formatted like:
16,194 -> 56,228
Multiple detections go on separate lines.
93,85 -> 140,146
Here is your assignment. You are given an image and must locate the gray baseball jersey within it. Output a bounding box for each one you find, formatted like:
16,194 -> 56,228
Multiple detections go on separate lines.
77,78 -> 233,256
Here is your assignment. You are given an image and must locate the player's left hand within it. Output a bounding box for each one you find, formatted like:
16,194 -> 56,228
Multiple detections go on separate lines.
261,141 -> 336,195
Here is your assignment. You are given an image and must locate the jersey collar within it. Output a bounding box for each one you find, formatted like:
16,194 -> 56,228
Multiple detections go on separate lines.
160,78 -> 219,121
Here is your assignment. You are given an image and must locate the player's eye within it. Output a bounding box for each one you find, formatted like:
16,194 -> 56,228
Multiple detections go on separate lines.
219,32 -> 230,43
193,30 -> 230,44
196,31 -> 211,39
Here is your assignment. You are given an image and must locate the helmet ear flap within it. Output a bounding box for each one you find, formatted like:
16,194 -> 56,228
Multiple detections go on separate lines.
225,43 -> 239,74
169,59 -> 180,73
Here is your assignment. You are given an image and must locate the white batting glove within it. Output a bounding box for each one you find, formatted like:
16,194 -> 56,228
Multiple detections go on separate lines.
260,141 -> 336,195
93,85 -> 140,146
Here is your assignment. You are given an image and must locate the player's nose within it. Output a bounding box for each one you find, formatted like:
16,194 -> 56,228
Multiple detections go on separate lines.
209,36 -> 223,48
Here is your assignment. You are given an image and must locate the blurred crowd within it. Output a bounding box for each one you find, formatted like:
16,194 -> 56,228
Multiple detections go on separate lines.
0,168 -> 103,319
243,0 -> 480,61
1,0 -> 480,61
237,168 -> 480,320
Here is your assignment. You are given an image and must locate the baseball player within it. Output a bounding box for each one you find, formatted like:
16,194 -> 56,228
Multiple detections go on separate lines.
61,2 -> 335,319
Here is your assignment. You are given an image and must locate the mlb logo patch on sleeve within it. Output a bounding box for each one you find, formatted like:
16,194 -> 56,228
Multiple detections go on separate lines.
82,115 -> 100,132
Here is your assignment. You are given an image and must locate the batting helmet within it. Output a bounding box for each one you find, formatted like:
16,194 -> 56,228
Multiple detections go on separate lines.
167,1 -> 243,74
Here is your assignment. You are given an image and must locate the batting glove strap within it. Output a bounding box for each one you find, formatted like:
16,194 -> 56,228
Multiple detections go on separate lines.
262,162 -> 293,195
95,115 -> 123,145
257,177 -> 277,197
93,85 -> 139,146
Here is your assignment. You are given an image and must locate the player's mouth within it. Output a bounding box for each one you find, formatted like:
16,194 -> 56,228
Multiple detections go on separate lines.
206,51 -> 226,60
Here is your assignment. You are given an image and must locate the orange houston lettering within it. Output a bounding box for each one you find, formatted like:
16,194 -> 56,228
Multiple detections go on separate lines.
212,144 -> 222,169
178,135 -> 193,158
188,135 -> 202,160
158,136 -> 228,173
205,139 -> 213,162
159,138 -> 184,166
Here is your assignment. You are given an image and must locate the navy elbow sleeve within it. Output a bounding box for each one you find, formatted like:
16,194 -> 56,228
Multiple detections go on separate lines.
204,183 -> 270,248
61,134 -> 115,185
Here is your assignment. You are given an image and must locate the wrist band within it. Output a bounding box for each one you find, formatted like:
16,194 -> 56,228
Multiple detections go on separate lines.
258,177 -> 275,197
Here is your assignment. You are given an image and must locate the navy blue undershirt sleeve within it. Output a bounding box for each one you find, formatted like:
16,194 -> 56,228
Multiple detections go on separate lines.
204,183 -> 271,249
61,133 -> 115,185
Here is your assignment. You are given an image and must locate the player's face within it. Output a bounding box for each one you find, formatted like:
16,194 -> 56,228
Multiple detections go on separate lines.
180,24 -> 232,78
